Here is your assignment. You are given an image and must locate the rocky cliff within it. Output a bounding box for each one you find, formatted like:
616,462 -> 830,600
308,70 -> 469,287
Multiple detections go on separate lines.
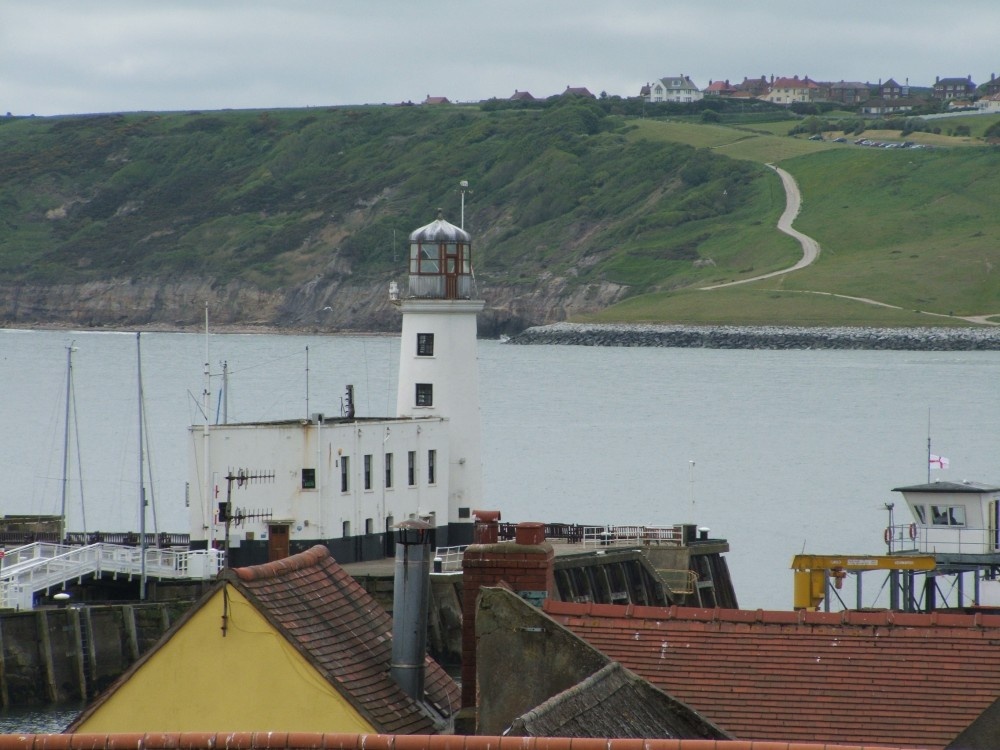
0,275 -> 629,335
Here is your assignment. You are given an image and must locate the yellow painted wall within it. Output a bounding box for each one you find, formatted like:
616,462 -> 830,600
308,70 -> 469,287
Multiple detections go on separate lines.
74,586 -> 376,733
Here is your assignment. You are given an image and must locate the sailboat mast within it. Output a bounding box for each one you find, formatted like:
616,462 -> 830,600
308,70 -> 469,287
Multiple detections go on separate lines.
60,342 -> 76,544
137,333 -> 147,600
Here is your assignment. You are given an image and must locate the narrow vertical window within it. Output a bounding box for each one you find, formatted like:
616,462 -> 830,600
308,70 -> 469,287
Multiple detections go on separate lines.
342,521 -> 350,538
364,454 -> 372,490
428,449 -> 436,484
341,456 -> 350,492
416,383 -> 433,406
365,518 -> 374,534
408,450 -> 416,486
385,452 -> 393,488
417,333 -> 434,356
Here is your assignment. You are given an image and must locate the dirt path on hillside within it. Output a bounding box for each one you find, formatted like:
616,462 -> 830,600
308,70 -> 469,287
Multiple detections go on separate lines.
701,164 -> 818,290
698,165 -> 1000,325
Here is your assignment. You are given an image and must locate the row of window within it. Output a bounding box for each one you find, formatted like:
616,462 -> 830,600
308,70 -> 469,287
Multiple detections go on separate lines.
301,449 -> 437,492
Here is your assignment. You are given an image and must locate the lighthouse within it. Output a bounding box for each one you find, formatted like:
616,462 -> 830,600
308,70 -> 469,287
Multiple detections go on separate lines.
393,210 -> 484,545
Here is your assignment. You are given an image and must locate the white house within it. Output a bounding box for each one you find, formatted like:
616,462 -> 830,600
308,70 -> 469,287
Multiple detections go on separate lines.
187,211 -> 484,566
646,75 -> 703,103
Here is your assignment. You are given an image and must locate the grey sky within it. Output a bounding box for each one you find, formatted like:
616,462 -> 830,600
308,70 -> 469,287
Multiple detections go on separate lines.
3,1 -> 999,117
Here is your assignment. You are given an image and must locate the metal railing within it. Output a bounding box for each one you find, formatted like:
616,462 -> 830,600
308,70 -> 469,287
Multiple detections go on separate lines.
581,525 -> 684,547
0,543 -> 223,611
434,545 -> 468,572
884,523 -> 998,555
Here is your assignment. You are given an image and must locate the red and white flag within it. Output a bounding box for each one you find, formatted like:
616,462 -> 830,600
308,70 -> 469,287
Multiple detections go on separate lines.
929,454 -> 950,469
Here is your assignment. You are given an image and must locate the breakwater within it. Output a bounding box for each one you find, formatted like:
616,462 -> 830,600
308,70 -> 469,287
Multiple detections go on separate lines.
507,323 -> 1000,350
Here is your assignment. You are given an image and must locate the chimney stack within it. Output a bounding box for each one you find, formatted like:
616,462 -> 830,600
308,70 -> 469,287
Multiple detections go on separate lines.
458,521 -> 555,727
390,518 -> 434,702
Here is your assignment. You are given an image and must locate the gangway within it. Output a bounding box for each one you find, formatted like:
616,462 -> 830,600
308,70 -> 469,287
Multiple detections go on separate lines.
0,542 -> 222,611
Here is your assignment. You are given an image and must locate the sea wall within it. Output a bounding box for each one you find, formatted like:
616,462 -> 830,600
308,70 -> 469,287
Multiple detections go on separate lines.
0,602 -> 189,708
507,323 -> 1000,350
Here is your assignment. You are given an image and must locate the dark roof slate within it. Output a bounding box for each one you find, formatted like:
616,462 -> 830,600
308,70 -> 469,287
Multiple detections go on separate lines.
545,600 -> 1000,750
229,545 -> 459,734
506,662 -> 730,740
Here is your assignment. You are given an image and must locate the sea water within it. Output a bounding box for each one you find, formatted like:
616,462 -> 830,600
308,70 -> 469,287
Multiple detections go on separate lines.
3,328 -> 1000,613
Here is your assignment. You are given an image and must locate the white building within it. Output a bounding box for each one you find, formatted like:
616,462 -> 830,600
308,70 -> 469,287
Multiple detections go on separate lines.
646,75 -> 703,104
187,211 -> 484,566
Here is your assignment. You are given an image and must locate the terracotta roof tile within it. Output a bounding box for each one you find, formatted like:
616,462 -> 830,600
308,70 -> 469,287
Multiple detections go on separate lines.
543,602 -> 1000,749
227,546 -> 459,734
0,735 -> 928,750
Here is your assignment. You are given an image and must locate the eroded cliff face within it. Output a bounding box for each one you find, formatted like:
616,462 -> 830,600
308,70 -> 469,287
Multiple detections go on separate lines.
0,275 -> 629,334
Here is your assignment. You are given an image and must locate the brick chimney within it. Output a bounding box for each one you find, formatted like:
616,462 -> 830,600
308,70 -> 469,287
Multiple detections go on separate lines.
457,521 -> 555,729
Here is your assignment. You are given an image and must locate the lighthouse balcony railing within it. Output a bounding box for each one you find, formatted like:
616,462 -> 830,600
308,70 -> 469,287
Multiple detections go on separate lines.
886,523 -> 994,555
407,275 -> 476,300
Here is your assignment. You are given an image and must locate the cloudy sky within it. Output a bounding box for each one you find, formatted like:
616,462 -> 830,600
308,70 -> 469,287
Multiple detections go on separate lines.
3,1 -> 999,117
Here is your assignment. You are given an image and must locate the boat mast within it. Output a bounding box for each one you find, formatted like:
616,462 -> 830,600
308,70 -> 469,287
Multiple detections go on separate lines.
203,303 -> 213,552
137,333 -> 147,600
59,342 -> 77,544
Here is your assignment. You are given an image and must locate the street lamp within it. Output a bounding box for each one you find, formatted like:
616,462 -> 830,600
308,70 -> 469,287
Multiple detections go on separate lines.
459,180 -> 470,229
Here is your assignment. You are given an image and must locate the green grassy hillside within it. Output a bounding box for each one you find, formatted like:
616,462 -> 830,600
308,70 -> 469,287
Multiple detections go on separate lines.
1,101 -> 999,328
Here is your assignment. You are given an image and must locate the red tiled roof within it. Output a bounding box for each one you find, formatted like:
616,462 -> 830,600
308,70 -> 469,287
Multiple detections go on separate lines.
0,733 -> 925,750
544,601 -> 1000,749
230,546 -> 459,734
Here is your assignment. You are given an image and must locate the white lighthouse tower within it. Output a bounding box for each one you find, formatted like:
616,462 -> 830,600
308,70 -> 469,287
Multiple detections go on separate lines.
393,210 -> 484,545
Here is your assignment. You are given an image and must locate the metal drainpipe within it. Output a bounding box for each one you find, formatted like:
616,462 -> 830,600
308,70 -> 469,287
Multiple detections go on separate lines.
390,518 -> 433,701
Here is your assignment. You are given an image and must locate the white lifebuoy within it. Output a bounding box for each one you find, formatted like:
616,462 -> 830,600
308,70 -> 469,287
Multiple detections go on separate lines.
884,527 -> 892,544
909,523 -> 918,540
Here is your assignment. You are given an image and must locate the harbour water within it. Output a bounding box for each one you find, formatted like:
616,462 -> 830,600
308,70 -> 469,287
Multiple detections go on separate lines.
4,327 -> 1000,615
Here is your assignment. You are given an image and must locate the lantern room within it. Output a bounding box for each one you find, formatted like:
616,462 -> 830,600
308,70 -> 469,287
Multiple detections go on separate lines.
406,210 -> 474,300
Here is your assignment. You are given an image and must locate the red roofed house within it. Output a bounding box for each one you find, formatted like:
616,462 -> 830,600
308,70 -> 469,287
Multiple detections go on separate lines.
703,79 -> 738,97
422,95 -> 451,105
762,75 -> 821,105
67,545 -> 459,734
545,600 -> 1000,750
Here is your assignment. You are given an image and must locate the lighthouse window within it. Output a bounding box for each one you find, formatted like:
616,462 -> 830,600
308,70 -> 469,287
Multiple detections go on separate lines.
417,333 -> 434,356
408,451 -> 416,486
385,453 -> 393,488
364,454 -> 372,490
419,245 -> 439,273
428,449 -> 437,484
416,383 -> 433,406
340,456 -> 350,492
301,468 -> 316,490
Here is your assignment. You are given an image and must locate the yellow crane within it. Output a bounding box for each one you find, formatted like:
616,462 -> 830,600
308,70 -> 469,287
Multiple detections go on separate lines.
791,554 -> 936,610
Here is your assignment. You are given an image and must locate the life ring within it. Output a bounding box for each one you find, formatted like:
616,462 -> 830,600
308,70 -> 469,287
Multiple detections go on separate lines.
909,523 -> 918,540
884,527 -> 892,544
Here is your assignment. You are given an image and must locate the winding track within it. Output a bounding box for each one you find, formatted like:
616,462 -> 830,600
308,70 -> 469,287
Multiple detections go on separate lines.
699,164 -> 1000,325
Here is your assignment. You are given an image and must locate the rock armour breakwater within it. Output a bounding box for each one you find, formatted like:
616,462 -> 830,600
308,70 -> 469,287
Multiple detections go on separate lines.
507,323 -> 1000,351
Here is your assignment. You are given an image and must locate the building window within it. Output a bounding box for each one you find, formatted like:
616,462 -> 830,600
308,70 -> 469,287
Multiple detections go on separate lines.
417,333 -> 434,356
301,468 -> 316,489
416,383 -> 433,407
428,449 -> 436,484
341,456 -> 350,492
931,505 -> 966,526
364,454 -> 372,490
342,521 -> 350,538
365,518 -> 374,534
385,452 -> 393,488
408,451 -> 416,486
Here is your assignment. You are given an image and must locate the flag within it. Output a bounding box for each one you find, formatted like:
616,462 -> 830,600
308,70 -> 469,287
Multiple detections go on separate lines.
929,454 -> 950,470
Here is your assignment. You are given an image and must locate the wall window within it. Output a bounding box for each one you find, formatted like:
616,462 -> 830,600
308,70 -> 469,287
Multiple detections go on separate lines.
385,452 -> 393,488
417,333 -> 434,356
364,454 -> 372,490
342,521 -> 350,538
912,505 -> 927,524
408,450 -> 416,486
416,383 -> 433,407
301,468 -> 316,489
365,518 -> 374,535
428,449 -> 436,484
340,456 -> 350,492
931,505 -> 966,526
